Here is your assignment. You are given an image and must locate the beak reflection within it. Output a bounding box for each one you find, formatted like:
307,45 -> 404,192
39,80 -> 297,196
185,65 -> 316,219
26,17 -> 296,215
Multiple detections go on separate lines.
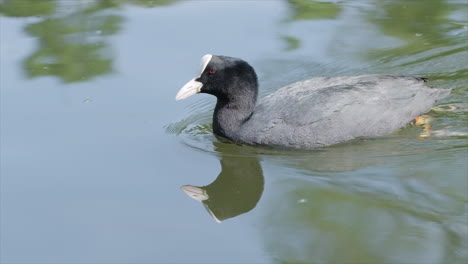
181,143 -> 264,223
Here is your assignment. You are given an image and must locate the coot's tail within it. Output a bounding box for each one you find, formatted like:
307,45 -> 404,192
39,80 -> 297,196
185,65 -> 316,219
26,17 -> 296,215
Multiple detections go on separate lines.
433,88 -> 451,100
412,76 -> 451,101
415,76 -> 429,82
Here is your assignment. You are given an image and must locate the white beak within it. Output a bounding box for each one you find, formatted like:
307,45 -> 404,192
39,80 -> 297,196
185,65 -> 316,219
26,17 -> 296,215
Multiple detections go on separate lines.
175,78 -> 203,101
175,54 -> 213,101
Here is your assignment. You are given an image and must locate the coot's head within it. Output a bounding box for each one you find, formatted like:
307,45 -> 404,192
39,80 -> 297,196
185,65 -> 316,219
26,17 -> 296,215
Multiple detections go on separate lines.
176,54 -> 258,101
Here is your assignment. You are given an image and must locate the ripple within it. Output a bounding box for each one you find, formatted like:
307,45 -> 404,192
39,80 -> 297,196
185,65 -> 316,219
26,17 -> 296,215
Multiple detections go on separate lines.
165,111 -> 219,154
432,103 -> 468,113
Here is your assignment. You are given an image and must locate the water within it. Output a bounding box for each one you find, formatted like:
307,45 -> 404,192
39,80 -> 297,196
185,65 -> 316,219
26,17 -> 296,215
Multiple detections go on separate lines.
0,0 -> 467,263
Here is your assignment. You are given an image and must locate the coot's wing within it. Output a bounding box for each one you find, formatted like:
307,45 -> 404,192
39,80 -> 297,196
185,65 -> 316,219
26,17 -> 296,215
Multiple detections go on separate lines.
241,75 -> 449,148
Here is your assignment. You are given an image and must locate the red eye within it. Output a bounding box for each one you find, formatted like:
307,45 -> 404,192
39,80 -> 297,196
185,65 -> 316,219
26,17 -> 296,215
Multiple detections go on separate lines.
208,69 -> 216,74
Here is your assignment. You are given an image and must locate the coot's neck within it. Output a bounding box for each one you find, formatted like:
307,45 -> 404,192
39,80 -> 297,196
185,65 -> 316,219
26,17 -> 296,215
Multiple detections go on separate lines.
212,84 -> 257,140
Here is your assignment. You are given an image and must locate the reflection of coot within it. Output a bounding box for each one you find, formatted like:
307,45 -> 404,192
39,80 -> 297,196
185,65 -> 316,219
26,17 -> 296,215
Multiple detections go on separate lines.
181,143 -> 264,222
278,137 -> 408,173
176,55 -> 450,149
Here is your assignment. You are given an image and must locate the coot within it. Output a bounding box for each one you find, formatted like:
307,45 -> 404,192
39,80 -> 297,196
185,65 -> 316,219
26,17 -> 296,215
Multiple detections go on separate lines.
176,54 -> 450,149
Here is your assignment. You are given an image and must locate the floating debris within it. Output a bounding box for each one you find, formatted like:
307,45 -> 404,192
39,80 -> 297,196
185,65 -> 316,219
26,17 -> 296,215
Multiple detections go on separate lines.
83,99 -> 92,103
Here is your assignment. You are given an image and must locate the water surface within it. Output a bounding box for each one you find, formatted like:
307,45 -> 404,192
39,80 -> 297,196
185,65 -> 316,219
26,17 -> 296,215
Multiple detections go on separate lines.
1,0 -> 467,263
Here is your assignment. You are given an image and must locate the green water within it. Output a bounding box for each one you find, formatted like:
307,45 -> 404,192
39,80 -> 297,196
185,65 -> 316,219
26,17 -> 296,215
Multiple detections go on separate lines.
1,0 -> 467,263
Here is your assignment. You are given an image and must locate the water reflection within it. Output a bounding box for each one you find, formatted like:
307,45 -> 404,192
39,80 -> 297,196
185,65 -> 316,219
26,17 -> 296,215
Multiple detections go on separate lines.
179,135 -> 432,223
0,0 -> 179,83
287,0 -> 341,21
262,147 -> 468,263
282,0 -> 466,59
275,138 -> 402,173
282,0 -> 342,51
181,142 -> 264,223
0,0 -> 55,16
366,0 -> 466,59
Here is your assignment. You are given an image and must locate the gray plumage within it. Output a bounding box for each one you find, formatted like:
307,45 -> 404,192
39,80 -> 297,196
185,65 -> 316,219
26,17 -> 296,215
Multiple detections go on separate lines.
177,55 -> 450,149
236,75 -> 449,148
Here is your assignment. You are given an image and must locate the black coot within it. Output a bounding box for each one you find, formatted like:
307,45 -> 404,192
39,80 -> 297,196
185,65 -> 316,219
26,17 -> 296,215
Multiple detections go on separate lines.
176,54 -> 450,149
